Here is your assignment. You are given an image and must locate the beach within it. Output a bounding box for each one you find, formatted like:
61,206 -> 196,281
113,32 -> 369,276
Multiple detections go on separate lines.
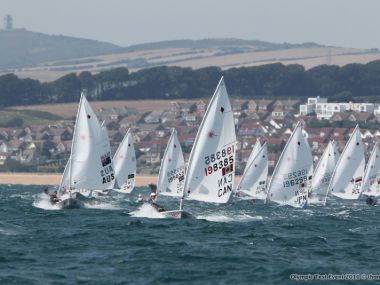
0,173 -> 157,186
0,173 -> 243,186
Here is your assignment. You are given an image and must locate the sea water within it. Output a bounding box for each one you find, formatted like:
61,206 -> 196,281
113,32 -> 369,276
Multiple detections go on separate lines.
0,184 -> 380,285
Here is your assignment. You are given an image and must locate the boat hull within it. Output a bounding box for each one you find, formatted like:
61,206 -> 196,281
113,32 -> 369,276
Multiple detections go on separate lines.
160,210 -> 193,219
57,198 -> 84,209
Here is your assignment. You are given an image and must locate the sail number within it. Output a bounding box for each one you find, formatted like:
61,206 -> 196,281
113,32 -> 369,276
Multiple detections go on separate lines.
204,156 -> 234,176
167,166 -> 185,183
282,169 -> 308,188
204,145 -> 235,165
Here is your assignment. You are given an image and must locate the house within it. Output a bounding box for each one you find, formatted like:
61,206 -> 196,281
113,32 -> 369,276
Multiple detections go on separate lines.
119,115 -> 141,129
270,109 -> 293,120
246,100 -> 257,113
273,99 -> 300,111
195,100 -> 207,114
256,99 -> 274,112
144,111 -> 163,124
330,112 -> 351,122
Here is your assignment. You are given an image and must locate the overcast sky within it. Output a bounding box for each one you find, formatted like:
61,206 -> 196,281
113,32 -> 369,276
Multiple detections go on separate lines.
1,0 -> 379,49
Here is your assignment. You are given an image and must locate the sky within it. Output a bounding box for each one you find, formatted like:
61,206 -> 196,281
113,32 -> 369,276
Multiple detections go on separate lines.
1,0 -> 379,49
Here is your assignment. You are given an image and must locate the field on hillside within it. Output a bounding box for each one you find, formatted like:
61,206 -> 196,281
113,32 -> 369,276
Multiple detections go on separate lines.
0,109 -> 63,127
9,99 -> 194,119
7,46 -> 380,82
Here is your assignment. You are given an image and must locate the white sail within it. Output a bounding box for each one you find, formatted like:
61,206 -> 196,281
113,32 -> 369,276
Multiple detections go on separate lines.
328,125 -> 365,200
309,141 -> 340,203
59,158 -> 71,192
236,142 -> 268,200
267,121 -> 313,208
244,140 -> 262,172
184,77 -> 237,203
361,143 -> 380,197
68,94 -> 115,190
157,129 -> 185,197
112,129 -> 136,193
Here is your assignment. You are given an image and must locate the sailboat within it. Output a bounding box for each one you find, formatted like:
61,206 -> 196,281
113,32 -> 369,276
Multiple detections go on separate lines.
149,129 -> 191,219
267,121 -> 313,208
235,141 -> 268,200
328,125 -> 365,200
309,141 -> 340,204
157,129 -> 185,197
184,76 -> 237,204
361,143 -> 380,203
58,94 -> 115,206
112,129 -> 136,193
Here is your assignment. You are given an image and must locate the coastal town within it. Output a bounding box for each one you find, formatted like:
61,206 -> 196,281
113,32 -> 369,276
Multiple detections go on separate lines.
1,96 -> 379,175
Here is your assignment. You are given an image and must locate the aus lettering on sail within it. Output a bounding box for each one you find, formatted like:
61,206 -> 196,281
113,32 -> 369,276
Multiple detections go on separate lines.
203,143 -> 236,197
100,151 -> 115,184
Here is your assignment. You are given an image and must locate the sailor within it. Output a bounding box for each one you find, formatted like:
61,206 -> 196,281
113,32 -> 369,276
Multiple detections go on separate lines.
137,194 -> 144,203
43,187 -> 60,204
366,195 -> 377,206
147,184 -> 166,212
149,192 -> 157,203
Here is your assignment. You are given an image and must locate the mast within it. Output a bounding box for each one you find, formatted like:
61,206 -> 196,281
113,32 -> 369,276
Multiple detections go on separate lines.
68,93 -> 84,190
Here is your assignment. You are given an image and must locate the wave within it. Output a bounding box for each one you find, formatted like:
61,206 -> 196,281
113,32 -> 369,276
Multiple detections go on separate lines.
196,212 -> 263,223
129,203 -> 166,219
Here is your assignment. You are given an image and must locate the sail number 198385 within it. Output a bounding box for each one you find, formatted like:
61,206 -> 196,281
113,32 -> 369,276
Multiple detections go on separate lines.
204,145 -> 235,176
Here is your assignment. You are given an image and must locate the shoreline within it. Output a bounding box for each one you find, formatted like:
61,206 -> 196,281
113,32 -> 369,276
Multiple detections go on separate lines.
0,173 -> 242,186
0,173 -> 157,186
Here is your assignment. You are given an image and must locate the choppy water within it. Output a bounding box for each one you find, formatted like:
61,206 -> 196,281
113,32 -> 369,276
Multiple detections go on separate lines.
1,185 -> 380,284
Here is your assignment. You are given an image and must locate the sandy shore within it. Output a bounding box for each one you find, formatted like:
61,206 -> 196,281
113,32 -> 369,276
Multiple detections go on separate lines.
0,173 -> 157,186
0,173 -> 242,187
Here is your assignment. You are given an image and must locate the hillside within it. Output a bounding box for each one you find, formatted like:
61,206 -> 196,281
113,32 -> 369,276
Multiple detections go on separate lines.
0,29 -> 121,69
1,31 -> 380,82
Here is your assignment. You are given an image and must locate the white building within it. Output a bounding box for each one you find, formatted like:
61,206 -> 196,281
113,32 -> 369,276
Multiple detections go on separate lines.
300,97 -> 377,120
299,97 -> 327,116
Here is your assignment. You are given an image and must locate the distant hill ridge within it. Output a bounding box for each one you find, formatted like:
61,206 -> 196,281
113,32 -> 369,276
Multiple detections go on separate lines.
0,28 -> 121,68
122,38 -> 323,52
0,29 -> 325,69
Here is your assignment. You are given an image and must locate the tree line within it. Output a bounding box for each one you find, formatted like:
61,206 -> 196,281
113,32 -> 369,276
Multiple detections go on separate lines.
1,61 -> 380,107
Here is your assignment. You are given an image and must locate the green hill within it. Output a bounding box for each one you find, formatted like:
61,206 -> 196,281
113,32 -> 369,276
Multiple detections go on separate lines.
0,29 -> 121,69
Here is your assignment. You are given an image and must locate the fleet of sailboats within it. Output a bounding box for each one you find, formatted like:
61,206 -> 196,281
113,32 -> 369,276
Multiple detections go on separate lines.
54,80 -> 379,213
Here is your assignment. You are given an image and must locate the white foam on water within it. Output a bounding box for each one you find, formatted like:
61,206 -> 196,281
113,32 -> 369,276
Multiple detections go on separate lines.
32,193 -> 61,210
197,213 -> 263,223
83,200 -> 122,210
130,203 -> 165,219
